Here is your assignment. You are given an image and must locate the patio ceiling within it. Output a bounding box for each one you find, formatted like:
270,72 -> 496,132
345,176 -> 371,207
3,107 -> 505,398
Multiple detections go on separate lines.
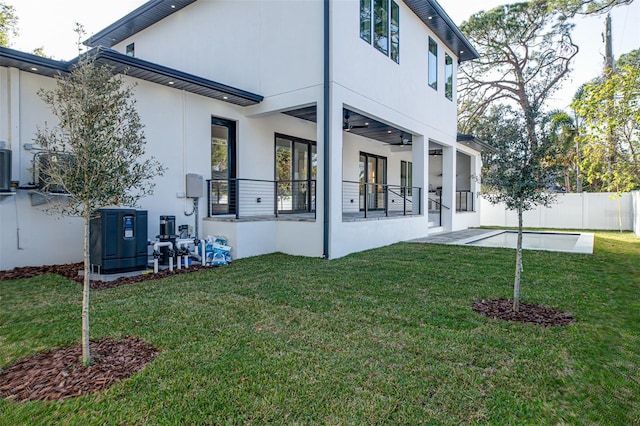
283,106 -> 412,146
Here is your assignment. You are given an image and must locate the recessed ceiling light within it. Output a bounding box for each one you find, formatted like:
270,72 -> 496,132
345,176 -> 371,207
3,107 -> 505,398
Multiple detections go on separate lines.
171,4 -> 176,8
222,96 -> 229,100
364,122 -> 369,126
428,16 -> 433,20
168,81 -> 174,85
387,130 -> 392,134
460,50 -> 464,54
30,67 -> 38,71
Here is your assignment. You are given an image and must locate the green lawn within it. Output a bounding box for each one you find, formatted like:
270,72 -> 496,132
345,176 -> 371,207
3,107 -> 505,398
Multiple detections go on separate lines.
1,232 -> 639,424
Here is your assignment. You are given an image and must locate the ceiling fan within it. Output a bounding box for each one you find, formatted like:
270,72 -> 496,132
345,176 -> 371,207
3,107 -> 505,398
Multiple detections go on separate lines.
343,111 -> 369,131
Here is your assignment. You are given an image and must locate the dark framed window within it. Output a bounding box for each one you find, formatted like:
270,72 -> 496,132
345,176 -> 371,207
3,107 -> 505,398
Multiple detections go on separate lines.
445,53 -> 453,100
390,1 -> 399,63
401,160 -> 412,195
428,37 -> 438,90
126,43 -> 135,57
360,0 -> 372,43
360,0 -> 399,63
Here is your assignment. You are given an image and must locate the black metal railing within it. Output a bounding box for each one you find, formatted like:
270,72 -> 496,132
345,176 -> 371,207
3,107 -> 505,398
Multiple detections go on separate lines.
342,181 -> 422,220
456,191 -> 474,212
208,178 -> 316,219
427,191 -> 450,227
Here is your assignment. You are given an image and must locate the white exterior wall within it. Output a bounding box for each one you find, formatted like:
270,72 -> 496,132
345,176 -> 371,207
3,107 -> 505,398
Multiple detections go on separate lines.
481,192 -> 634,230
112,0 -> 323,98
0,64 -> 323,269
0,0 -> 482,268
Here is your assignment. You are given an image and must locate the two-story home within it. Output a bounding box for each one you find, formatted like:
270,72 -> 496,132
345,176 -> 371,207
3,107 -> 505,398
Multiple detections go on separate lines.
0,0 -> 487,270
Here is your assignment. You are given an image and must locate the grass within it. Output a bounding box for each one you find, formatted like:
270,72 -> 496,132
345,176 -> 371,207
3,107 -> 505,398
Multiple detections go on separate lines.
1,231 -> 639,424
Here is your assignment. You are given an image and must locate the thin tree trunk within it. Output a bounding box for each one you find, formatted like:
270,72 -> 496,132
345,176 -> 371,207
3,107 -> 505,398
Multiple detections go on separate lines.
513,204 -> 523,312
82,205 -> 91,365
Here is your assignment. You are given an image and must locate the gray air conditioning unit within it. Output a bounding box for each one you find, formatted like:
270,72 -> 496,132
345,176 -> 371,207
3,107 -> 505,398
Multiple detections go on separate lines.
34,152 -> 75,194
0,149 -> 10,192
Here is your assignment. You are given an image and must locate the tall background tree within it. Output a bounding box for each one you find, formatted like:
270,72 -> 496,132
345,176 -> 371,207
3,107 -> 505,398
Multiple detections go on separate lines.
571,51 -> 640,193
459,1 -> 578,311
0,1 -> 17,47
549,0 -> 634,15
34,41 -> 164,364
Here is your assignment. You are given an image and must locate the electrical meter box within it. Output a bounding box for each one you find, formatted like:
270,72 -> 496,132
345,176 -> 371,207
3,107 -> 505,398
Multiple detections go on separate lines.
185,173 -> 203,198
90,208 -> 148,274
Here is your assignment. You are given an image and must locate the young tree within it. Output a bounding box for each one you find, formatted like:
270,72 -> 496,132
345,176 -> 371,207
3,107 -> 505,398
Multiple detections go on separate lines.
0,1 -> 17,47
459,2 -> 578,311
34,48 -> 164,364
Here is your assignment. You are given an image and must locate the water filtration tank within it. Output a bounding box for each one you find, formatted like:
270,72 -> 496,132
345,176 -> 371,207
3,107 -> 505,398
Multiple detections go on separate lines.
90,208 -> 148,274
158,215 -> 178,265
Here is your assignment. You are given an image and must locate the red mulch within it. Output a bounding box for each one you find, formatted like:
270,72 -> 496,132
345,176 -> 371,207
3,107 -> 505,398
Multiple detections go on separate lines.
0,336 -> 158,402
0,262 -> 207,402
0,262 -> 210,290
472,298 -> 576,327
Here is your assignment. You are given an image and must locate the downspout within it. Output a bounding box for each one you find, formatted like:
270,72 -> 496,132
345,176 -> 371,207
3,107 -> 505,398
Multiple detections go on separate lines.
323,0 -> 330,259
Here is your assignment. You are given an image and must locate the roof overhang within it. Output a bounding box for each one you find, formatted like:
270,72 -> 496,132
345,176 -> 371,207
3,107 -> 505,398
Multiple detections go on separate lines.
403,0 -> 479,62
457,133 -> 497,153
84,0 -> 478,63
0,46 -> 263,107
85,0 -> 197,48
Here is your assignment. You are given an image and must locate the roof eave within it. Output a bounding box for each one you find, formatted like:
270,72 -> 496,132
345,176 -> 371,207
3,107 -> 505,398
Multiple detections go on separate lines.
404,0 -> 479,62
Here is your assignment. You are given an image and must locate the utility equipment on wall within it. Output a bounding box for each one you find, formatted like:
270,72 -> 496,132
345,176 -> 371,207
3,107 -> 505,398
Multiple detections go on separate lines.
33,152 -> 75,193
0,149 -> 11,192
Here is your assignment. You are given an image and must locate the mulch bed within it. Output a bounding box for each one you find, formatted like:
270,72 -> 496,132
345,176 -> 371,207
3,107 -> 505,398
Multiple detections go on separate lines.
472,298 -> 576,326
0,336 -> 158,402
0,262 -> 210,290
0,263 -> 205,402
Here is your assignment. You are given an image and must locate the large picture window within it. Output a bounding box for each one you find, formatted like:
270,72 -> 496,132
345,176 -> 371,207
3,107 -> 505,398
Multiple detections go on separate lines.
428,37 -> 438,90
360,0 -> 400,63
445,53 -> 453,100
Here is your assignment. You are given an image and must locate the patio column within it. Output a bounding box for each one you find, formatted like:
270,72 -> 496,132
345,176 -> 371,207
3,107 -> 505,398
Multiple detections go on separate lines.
412,135 -> 426,216
441,144 -> 456,231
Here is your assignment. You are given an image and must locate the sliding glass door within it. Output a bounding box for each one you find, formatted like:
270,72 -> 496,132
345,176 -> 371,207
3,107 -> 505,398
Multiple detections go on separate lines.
359,152 -> 387,211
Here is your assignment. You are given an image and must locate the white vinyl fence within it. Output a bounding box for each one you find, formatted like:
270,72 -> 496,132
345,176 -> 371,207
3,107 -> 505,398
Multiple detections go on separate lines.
481,192 -> 640,232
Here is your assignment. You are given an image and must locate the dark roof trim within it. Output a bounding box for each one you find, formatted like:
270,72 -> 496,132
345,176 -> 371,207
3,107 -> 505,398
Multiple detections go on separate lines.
457,133 -> 497,153
85,0 -> 197,48
0,47 -> 68,77
85,0 -> 478,63
0,46 -> 263,106
404,0 -> 479,62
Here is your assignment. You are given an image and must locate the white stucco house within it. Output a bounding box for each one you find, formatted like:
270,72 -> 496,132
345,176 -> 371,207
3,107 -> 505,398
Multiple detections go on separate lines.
0,0 -> 492,270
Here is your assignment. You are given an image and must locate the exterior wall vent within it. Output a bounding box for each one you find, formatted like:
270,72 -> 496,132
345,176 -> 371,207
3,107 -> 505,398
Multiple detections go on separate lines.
0,149 -> 11,192
34,152 -> 75,194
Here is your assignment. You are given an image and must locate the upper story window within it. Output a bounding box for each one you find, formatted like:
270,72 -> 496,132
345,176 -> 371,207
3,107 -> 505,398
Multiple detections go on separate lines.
360,0 -> 400,63
428,37 -> 437,90
445,53 -> 453,100
126,43 -> 135,57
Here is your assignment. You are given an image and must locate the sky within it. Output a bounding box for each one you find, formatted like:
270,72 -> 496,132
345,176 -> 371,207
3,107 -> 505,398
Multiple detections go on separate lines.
9,0 -> 640,111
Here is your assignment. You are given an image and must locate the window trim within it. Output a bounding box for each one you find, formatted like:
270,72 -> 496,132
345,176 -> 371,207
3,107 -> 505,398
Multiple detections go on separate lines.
360,0 -> 400,64
428,37 -> 438,90
445,53 -> 453,101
